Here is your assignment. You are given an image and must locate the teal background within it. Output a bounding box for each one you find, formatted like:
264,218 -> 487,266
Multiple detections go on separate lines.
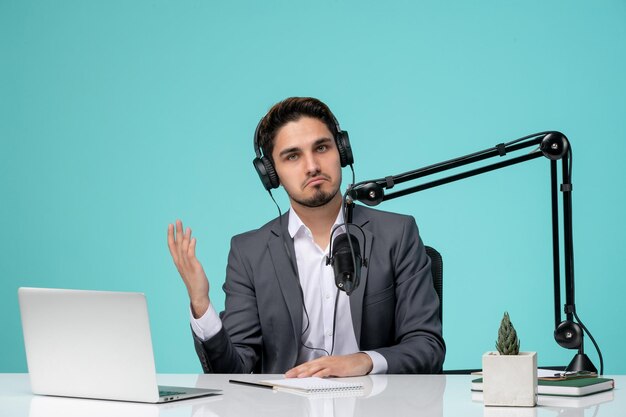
2,1 -> 625,374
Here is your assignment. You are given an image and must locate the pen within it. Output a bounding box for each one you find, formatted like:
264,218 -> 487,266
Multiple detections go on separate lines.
229,379 -> 274,390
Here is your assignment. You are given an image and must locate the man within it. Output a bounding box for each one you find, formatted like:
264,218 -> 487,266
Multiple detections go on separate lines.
167,97 -> 445,376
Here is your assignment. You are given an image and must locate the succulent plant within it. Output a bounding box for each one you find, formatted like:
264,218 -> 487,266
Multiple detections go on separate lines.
495,312 -> 520,355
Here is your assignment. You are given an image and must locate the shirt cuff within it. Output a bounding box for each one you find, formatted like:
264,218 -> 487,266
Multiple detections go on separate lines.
190,303 -> 222,341
362,350 -> 388,374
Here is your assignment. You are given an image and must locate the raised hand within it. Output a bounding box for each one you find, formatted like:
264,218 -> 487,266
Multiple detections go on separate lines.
167,219 -> 210,318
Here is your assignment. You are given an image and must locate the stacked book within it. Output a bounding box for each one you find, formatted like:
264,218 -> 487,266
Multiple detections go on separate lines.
471,371 -> 615,408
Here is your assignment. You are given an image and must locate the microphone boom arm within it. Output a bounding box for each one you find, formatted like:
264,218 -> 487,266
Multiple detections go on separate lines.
347,131 -> 599,373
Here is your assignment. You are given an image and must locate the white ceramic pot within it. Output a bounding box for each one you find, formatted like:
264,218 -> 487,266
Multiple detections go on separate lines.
482,351 -> 537,407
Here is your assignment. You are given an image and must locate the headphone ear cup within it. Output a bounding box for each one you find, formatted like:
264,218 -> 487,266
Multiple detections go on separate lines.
263,157 -> 280,189
253,156 -> 280,190
335,130 -> 354,167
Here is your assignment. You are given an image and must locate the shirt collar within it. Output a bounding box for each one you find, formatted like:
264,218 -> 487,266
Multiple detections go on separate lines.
287,206 -> 345,239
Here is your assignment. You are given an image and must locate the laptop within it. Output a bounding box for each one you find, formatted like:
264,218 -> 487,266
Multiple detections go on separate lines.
18,287 -> 221,403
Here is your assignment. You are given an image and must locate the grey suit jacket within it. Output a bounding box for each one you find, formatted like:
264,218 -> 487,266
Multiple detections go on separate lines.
193,205 -> 445,374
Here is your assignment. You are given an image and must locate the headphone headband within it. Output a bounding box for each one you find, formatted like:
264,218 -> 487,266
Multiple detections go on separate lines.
253,117 -> 264,159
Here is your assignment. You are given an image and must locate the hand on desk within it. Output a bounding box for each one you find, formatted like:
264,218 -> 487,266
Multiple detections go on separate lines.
285,353 -> 373,378
167,219 -> 211,318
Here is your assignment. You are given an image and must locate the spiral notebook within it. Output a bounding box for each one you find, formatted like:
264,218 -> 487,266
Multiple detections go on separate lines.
260,377 -> 364,394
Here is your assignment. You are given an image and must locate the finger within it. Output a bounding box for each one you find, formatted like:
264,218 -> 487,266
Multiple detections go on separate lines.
167,224 -> 178,263
298,362 -> 325,378
179,227 -> 193,268
175,220 -> 184,251
312,368 -> 332,378
175,220 -> 184,239
181,227 -> 192,253
285,364 -> 309,378
299,368 -> 321,378
177,222 -> 192,271
175,221 -> 186,259
188,237 -> 197,259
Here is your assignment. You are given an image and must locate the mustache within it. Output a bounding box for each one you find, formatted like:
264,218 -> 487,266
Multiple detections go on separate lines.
303,174 -> 330,188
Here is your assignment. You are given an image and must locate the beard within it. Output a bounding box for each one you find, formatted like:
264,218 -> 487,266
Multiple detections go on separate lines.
289,185 -> 339,208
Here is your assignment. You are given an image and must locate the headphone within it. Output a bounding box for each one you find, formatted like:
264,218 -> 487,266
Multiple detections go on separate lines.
252,113 -> 354,190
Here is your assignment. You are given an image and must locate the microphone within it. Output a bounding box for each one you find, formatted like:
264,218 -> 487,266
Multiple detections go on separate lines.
326,232 -> 363,296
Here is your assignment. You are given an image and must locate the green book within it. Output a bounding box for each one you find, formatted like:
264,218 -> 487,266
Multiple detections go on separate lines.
471,377 -> 614,397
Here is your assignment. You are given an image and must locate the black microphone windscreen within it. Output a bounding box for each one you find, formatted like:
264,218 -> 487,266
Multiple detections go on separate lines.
331,233 -> 362,295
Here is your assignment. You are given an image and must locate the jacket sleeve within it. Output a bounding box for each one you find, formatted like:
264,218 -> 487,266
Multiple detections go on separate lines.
191,235 -> 262,373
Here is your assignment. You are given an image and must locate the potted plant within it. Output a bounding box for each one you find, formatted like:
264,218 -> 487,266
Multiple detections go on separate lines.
482,312 -> 537,407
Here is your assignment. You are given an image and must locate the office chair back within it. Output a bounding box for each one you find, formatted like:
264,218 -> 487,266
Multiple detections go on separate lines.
425,245 -> 443,325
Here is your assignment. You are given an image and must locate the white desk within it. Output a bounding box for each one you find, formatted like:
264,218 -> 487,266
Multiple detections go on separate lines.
0,373 -> 622,417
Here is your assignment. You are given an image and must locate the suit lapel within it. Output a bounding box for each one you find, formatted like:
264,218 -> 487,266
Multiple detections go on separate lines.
266,207 -> 373,349
267,217 -> 303,348
348,207 -> 373,346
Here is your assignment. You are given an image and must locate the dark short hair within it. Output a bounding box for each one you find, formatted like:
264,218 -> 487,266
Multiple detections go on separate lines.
256,97 -> 338,160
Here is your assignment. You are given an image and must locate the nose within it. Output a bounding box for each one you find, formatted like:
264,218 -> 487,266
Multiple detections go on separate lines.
303,151 -> 321,176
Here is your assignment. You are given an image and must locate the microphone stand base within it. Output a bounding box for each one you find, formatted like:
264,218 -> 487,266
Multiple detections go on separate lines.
567,353 -> 598,374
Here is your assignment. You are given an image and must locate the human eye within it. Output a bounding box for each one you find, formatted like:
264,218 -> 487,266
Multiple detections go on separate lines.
286,153 -> 299,161
316,144 -> 328,152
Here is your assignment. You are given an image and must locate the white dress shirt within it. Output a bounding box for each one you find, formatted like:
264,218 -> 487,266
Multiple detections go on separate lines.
191,207 -> 388,374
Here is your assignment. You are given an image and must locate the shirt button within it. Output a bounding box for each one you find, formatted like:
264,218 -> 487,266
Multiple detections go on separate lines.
326,331 -> 333,337
325,293 -> 331,299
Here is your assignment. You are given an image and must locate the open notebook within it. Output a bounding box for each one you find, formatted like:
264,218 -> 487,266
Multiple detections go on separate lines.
260,377 -> 364,394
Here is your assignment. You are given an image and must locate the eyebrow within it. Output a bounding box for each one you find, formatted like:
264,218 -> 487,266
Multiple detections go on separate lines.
278,137 -> 333,158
